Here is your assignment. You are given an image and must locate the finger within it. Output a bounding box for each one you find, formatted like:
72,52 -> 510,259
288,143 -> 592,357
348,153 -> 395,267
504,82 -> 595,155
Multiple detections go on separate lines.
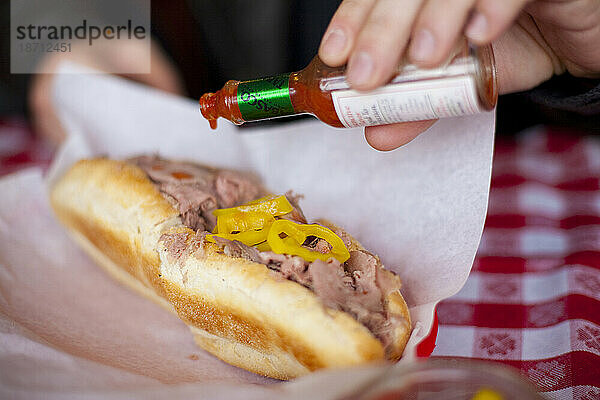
319,0 -> 377,67
491,15 -> 561,95
364,120 -> 437,151
29,54 -> 67,146
526,0 -> 600,78
141,42 -> 186,95
408,0 -> 477,67
117,41 -> 186,95
347,0 -> 424,91
466,0 -> 531,45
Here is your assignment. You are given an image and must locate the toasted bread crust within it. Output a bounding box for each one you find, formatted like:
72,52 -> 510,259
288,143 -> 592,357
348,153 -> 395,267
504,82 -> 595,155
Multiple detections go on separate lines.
51,159 -> 181,300
50,158 -> 411,379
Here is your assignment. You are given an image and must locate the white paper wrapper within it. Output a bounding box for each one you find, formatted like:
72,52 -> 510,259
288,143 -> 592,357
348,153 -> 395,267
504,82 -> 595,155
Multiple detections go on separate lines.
0,63 -> 495,398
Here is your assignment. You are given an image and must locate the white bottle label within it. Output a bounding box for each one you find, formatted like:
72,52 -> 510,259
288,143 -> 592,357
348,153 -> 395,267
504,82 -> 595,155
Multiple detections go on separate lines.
331,75 -> 482,128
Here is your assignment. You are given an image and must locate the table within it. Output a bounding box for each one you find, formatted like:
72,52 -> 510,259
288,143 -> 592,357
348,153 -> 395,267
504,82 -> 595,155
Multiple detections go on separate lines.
429,127 -> 600,399
1,118 -> 598,399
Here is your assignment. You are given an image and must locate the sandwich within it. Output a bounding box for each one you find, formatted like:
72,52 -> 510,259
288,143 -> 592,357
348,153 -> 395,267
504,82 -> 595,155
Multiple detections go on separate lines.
50,155 -> 412,380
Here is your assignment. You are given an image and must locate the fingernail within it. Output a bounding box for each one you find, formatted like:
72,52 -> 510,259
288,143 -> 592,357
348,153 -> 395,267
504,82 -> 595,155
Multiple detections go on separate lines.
466,12 -> 488,41
321,28 -> 347,57
347,51 -> 374,87
409,29 -> 435,62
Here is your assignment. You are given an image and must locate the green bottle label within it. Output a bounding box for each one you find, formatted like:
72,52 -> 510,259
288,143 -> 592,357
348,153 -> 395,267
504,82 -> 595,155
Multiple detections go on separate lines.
237,73 -> 294,121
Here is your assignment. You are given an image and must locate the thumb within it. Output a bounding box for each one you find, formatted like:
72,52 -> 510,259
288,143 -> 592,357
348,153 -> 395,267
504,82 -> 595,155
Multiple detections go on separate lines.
364,120 -> 437,151
492,15 -> 561,95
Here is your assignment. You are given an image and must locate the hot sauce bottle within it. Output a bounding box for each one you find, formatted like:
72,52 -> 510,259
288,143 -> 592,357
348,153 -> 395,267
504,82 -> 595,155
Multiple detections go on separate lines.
199,41 -> 497,129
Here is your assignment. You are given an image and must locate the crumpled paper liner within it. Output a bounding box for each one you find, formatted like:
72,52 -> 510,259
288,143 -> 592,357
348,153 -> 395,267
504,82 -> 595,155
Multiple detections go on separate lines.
0,62 -> 495,398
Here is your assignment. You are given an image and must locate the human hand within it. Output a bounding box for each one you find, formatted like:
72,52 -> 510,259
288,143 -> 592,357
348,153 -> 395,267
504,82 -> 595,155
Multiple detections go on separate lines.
319,0 -> 600,151
29,39 -> 185,146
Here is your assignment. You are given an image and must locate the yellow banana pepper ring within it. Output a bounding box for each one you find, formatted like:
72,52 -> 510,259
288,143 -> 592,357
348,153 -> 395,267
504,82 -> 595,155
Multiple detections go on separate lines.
208,195 -> 348,263
254,241 -> 271,252
207,224 -> 272,246
266,219 -> 350,263
217,211 -> 274,234
243,194 -> 281,205
213,195 -> 293,217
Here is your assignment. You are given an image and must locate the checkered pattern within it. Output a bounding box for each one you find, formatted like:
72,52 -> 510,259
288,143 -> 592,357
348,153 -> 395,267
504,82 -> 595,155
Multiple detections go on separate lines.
1,119 -> 598,399
431,127 -> 600,400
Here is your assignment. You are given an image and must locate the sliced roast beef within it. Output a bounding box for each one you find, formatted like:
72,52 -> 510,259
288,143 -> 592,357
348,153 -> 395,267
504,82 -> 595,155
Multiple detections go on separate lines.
213,236 -> 262,262
258,251 -> 313,287
282,191 -> 307,224
161,230 -> 208,264
309,259 -> 355,308
132,155 -> 215,186
160,182 -> 217,231
215,170 -> 262,208
311,250 -> 400,351
345,250 -> 386,311
131,155 -> 264,231
303,236 -> 332,254
159,230 -> 189,263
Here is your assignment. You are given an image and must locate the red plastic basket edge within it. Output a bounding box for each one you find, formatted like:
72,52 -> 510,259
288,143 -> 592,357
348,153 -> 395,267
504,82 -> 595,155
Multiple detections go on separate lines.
416,307 -> 438,357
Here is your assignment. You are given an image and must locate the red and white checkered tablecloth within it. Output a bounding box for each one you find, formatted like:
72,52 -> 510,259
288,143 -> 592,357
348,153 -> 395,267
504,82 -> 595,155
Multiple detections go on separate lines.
430,127 -> 600,399
1,118 -> 598,399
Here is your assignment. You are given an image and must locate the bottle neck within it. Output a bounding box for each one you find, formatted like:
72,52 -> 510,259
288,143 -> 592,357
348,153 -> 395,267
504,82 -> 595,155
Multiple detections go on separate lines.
236,73 -> 296,122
